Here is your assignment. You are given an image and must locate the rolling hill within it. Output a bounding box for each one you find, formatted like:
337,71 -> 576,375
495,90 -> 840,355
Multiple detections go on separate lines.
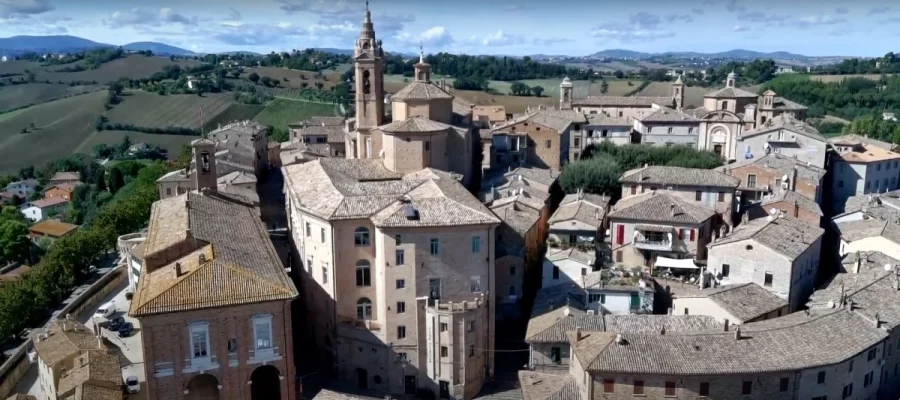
0,35 -> 195,56
121,42 -> 195,56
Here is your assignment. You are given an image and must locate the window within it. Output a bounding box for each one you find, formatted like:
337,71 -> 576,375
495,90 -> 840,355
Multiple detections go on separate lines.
574,137 -> 580,147
354,227 -> 370,246
305,222 -> 311,237
842,383 -> 853,399
396,279 -> 406,289
573,152 -> 579,160
395,250 -> 405,265
355,261 -> 371,287
699,382 -> 709,396
688,127 -> 694,134
189,323 -> 210,358
878,163 -> 882,171
868,348 -> 878,361
440,346 -> 448,357
550,347 -> 561,363
864,371 -> 874,387
429,278 -> 442,299
742,380 -> 752,395
764,272 -> 773,287
468,320 -> 475,332
603,379 -> 615,393
440,322 -> 448,332
253,315 -> 273,350
581,268 -> 587,277
718,192 -> 725,202
166,187 -> 172,196
665,381 -> 676,396
472,236 -> 481,253
470,276 -> 481,292
667,127 -> 673,134
588,293 -> 606,304
747,174 -> 757,188
631,185 -> 637,195
721,264 -> 730,277
397,326 -> 406,339
320,228 -> 325,243
780,377 -> 789,392
634,380 -> 645,395
425,141 -> 430,151
322,266 -> 328,284
357,298 -> 372,320
616,224 -> 624,245
397,301 -> 406,313
509,266 -> 516,276
679,229 -> 685,240
618,111 -> 623,117
850,360 -> 854,372
552,266 -> 560,279
615,251 -> 622,262
695,191 -> 702,201
602,129 -> 609,137
468,345 -> 475,358
430,239 -> 439,255
818,371 -> 826,383
395,234 -> 401,245
545,140 -> 552,148
307,257 -> 313,274
690,229 -> 695,242
508,285 -> 516,296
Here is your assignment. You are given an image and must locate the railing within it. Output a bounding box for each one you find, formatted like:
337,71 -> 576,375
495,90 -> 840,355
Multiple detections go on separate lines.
633,233 -> 673,251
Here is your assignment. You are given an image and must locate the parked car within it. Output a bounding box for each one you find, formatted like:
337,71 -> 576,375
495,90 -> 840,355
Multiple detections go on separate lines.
118,322 -> 133,338
94,301 -> 115,319
107,316 -> 125,331
125,375 -> 140,394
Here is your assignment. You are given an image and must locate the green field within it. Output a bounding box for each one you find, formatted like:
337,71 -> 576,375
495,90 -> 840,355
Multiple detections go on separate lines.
0,83 -> 104,112
202,103 -> 265,133
0,91 -> 108,173
34,55 -> 203,83
105,91 -> 234,129
76,130 -> 195,159
252,99 -> 338,128
239,66 -> 343,90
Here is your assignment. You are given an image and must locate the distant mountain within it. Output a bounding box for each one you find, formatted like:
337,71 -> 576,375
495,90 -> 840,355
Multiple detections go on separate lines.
586,48 -> 836,61
0,35 -> 109,55
218,51 -> 262,56
311,47 -> 355,56
589,49 -> 653,59
122,42 -> 195,56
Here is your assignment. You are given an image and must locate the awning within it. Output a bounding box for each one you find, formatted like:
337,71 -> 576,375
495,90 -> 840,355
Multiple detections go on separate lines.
655,256 -> 698,269
635,224 -> 673,233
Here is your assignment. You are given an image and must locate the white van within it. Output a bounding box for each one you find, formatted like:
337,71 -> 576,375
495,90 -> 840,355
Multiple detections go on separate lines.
94,301 -> 115,318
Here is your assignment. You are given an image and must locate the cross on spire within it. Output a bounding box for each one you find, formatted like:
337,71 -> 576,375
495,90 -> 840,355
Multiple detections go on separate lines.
366,0 -> 369,11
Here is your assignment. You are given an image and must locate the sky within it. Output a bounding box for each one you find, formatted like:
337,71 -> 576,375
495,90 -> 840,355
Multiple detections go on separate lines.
0,0 -> 898,57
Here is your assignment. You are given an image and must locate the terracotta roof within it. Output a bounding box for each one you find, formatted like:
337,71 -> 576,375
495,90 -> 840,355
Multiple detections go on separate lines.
28,219 -> 78,237
831,139 -> 900,163
717,153 -> 826,185
378,116 -> 454,133
492,110 -> 586,133
50,171 -> 80,182
620,166 -> 740,188
391,81 -> 454,100
32,319 -> 103,367
131,190 -> 298,316
569,308 -> 887,375
548,193 -> 609,227
608,192 -> 716,225
473,105 -> 507,123
704,86 -> 758,98
28,197 -> 69,208
572,96 -> 672,107
58,351 -> 122,397
831,134 -> 896,151
709,215 -> 823,259
44,182 -> 82,193
518,371 -> 579,400
491,202 -> 540,236
674,283 -> 788,322
741,114 -> 825,142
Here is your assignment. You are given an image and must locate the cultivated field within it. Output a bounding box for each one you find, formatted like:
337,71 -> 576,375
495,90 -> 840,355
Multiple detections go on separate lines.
0,60 -> 41,75
0,91 -> 108,173
252,99 -> 338,128
202,103 -> 266,133
105,91 -> 234,129
36,55 -> 203,83
76,130 -> 194,159
810,74 -> 888,83
0,83 -> 104,112
240,66 -> 342,90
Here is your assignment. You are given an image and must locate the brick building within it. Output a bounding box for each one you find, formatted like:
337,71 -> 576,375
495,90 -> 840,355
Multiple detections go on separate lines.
130,139 -> 298,400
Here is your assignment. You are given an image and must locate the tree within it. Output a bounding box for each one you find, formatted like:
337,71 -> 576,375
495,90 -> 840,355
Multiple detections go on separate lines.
600,80 -> 609,94
614,70 -> 625,79
108,167 -> 125,194
18,166 -> 34,179
95,168 -> 107,192
558,157 -> 622,195
260,76 -> 272,87
117,135 -> 132,157
531,86 -> 545,97
249,72 -> 260,83
300,82 -> 309,89
510,81 -> 530,96
0,219 -> 30,264
315,82 -> 324,90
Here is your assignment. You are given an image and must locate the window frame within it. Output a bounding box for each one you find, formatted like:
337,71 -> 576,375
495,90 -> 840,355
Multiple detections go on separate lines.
430,238 -> 439,255
396,301 -> 406,313
252,314 -> 273,350
355,260 -> 372,287
357,298 -> 373,320
189,322 -> 210,359
664,381 -> 676,396
472,236 -> 481,253
354,227 -> 370,247
395,249 -> 405,265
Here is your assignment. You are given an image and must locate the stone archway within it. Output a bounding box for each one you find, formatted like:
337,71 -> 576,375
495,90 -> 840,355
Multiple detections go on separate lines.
186,374 -> 220,400
251,365 -> 282,400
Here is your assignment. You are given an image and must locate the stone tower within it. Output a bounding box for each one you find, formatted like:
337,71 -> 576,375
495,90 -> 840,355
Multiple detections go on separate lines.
726,71 -> 737,88
354,3 -> 384,133
672,74 -> 684,111
414,48 -> 431,82
192,138 -> 217,192
559,77 -> 573,110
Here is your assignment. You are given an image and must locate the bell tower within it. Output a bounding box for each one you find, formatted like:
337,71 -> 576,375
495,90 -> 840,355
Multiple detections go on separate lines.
192,138 -> 217,192
559,77 -> 573,110
354,1 -> 384,134
672,74 -> 684,111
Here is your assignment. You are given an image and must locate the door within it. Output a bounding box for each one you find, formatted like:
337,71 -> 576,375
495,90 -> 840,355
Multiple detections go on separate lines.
439,381 -> 450,399
713,144 -> 722,156
405,376 -> 417,395
356,368 -> 368,389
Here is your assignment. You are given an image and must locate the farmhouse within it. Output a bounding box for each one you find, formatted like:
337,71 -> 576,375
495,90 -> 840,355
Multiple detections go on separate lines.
20,197 -> 69,222
49,171 -> 80,186
28,219 -> 78,244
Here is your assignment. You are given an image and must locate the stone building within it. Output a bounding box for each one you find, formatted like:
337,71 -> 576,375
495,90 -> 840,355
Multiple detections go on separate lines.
746,190 -> 823,225
632,105 -> 701,147
547,191 -> 609,259
567,95 -> 675,123
283,157 -> 500,399
706,214 -> 823,311
830,135 -> 900,213
619,166 -> 739,224
489,109 -> 587,170
130,140 -> 298,400
471,105 -> 507,128
32,318 -> 121,400
668,282 -> 789,324
717,153 -> 826,203
832,192 -> 900,261
736,114 -> 828,169
287,117 -> 348,158
574,113 -> 632,149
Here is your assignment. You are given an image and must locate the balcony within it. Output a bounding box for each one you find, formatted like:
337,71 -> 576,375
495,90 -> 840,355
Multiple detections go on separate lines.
338,315 -> 382,332
633,231 -> 674,251
183,355 -> 220,373
248,347 -> 282,365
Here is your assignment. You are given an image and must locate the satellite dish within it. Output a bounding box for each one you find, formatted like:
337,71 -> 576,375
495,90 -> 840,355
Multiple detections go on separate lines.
886,264 -> 893,271
770,208 -> 778,215
827,300 -> 835,309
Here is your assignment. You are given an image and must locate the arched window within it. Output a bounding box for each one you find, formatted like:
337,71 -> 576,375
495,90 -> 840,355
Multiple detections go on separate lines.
362,70 -> 371,94
356,260 -> 371,287
357,298 -> 373,320
354,227 -> 370,246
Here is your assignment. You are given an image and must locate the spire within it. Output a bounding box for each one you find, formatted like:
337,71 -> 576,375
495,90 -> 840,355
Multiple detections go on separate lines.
364,0 -> 371,22
674,74 -> 683,85
419,45 -> 424,64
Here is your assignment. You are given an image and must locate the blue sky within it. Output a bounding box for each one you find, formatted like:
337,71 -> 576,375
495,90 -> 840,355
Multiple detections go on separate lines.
0,0 -> 897,56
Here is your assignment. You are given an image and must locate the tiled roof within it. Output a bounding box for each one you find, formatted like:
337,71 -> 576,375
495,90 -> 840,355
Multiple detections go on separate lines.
491,202 -> 540,236
637,106 -> 700,123
288,116 -> 345,127
58,351 -> 122,397
765,96 -> 808,111
810,252 -> 900,330
391,81 -> 454,100
603,315 -> 721,335
704,86 -> 758,98
546,248 -> 595,266
378,116 -> 454,133
44,182 -> 81,193
284,160 -> 498,227
494,166 -> 560,188
808,251 -> 900,307
831,134 -> 896,151
548,193 -> 609,228
293,125 -> 346,143
131,190 -> 297,316
608,192 -> 716,225
490,184 -> 549,211
156,169 -> 190,183
531,283 -> 586,318
620,166 -> 740,188
741,114 -> 825,142
473,105 -> 507,123
5,394 -> 36,400
571,308 -> 887,375
492,110 -> 586,133
28,219 -> 78,237
313,389 -> 384,400
831,139 -> 900,163
452,96 -> 474,118
717,153 -> 826,185
50,171 -> 80,182
572,96 -> 671,107
585,113 -> 630,126
32,319 -> 103,366
709,215 -> 823,259
72,384 -> 123,400
518,371 -> 580,400
674,283 -> 788,322
217,170 -> 257,186
28,197 -> 68,208
834,218 -> 900,245
760,189 -> 823,216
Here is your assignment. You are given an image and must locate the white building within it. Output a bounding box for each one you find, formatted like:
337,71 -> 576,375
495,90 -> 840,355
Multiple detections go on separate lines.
735,114 -> 828,169
833,192 -> 900,261
20,197 -> 69,222
633,105 -> 701,147
543,248 -> 596,288
5,179 -> 39,198
830,135 -> 900,213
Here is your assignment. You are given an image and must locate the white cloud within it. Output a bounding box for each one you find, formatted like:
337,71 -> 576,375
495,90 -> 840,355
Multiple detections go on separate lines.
732,25 -> 751,32
725,0 -> 746,13
0,0 -> 53,18
590,12 -> 674,43
479,30 -> 526,47
394,26 -> 454,49
869,6 -> 891,15
666,14 -> 694,23
107,7 -> 199,28
275,0 -> 357,17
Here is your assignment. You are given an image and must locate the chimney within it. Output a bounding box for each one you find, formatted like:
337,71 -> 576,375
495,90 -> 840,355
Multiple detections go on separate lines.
615,334 -> 625,345
874,312 -> 881,328
175,262 -> 183,277
791,166 -> 798,191
659,326 -> 666,335
97,335 -> 103,349
670,203 -> 676,217
734,326 -> 742,340
575,328 -> 583,341
668,307 -> 673,315
854,251 -> 862,274
199,253 -> 207,264
548,300 -> 554,311
793,201 -> 800,218
723,319 -> 730,332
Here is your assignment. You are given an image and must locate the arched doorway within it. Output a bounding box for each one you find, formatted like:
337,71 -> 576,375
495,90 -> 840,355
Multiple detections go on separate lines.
186,374 -> 220,400
251,365 -> 282,400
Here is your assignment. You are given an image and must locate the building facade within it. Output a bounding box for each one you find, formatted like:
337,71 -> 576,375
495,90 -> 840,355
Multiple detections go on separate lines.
831,136 -> 900,213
